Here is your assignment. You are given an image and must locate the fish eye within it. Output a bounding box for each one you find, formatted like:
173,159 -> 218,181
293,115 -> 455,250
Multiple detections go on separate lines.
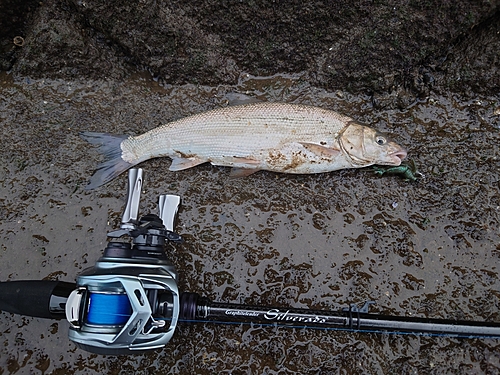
376,136 -> 387,145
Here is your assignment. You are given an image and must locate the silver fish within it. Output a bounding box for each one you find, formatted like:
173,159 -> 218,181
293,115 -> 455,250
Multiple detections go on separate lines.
81,102 -> 407,189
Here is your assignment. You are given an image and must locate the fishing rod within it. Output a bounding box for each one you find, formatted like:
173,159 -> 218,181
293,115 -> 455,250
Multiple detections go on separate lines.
0,168 -> 499,355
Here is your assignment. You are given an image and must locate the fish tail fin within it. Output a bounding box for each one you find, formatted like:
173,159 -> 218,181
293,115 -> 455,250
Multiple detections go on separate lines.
80,132 -> 136,190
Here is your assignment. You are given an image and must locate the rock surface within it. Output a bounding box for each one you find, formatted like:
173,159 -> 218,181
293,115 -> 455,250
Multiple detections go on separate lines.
1,0 -> 499,100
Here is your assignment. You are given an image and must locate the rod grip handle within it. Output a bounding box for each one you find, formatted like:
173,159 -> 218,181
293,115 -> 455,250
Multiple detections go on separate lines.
0,280 -> 76,319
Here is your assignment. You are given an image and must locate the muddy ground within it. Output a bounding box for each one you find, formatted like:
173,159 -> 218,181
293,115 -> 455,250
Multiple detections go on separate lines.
0,0 -> 500,374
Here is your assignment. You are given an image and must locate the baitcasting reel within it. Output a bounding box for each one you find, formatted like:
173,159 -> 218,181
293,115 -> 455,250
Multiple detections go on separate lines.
65,169 -> 183,355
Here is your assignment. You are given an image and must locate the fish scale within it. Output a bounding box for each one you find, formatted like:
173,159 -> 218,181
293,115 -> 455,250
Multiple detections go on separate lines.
81,102 -> 406,189
123,103 -> 349,160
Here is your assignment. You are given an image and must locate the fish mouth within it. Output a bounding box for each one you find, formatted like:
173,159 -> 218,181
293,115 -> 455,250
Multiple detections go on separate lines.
390,149 -> 407,165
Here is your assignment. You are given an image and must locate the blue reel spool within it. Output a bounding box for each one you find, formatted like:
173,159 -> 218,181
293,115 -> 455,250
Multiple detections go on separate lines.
86,292 -> 132,326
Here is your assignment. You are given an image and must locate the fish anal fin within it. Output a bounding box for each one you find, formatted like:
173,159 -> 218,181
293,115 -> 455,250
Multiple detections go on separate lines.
299,142 -> 340,158
169,157 -> 207,171
229,168 -> 260,177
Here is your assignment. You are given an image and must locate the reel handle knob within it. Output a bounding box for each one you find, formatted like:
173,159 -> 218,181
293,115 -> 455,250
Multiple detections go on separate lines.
121,168 -> 143,229
158,194 -> 181,231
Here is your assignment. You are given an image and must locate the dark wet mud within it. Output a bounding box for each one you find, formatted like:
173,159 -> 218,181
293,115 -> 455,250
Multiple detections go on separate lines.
0,72 -> 499,373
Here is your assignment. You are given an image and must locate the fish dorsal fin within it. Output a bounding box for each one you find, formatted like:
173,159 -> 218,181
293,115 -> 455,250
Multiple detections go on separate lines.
229,168 -> 260,177
169,157 -> 207,171
299,142 -> 341,157
224,92 -> 262,106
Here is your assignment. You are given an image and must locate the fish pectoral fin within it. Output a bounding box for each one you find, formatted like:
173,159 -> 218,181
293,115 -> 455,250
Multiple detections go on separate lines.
213,156 -> 261,177
169,157 -> 207,171
299,142 -> 341,158
229,168 -> 260,177
211,156 -> 260,167
226,156 -> 261,165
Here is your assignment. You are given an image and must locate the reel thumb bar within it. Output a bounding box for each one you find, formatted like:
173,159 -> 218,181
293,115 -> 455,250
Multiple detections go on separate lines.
0,281 -> 76,319
180,293 -> 500,338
